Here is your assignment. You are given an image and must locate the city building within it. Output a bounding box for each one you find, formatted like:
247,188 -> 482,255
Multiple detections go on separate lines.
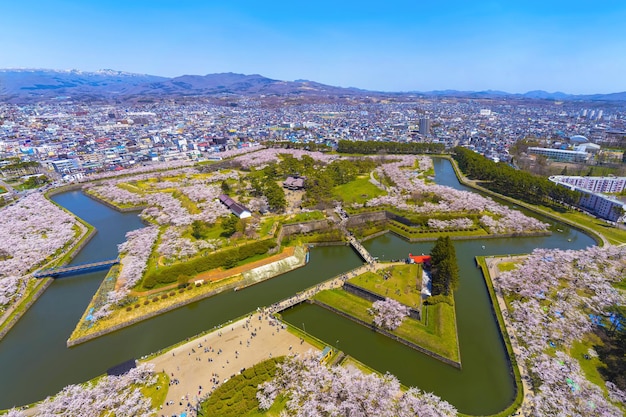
528,147 -> 589,163
549,176 -> 626,194
550,178 -> 626,223
419,118 -> 431,136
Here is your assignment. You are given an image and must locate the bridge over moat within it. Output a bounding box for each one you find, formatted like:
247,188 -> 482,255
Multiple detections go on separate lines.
33,258 -> 119,278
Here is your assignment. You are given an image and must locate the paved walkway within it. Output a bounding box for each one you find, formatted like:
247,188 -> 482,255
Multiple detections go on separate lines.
484,256 -> 534,416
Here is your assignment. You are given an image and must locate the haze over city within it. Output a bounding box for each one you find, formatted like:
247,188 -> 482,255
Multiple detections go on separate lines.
2,0 -> 626,94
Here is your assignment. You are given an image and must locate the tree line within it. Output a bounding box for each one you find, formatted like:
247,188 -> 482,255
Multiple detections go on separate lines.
452,147 -> 581,208
337,140 -> 445,155
264,141 -> 333,152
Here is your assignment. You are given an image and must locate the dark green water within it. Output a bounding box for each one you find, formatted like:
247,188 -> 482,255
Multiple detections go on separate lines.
0,161 -> 596,414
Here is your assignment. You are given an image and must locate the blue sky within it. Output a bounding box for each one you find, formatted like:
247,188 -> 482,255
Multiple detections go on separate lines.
2,1 -> 626,94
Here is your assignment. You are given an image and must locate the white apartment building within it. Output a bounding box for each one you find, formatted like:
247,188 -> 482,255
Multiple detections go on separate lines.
549,176 -> 626,194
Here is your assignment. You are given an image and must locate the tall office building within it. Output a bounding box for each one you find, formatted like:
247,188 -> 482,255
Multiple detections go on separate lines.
419,118 -> 431,135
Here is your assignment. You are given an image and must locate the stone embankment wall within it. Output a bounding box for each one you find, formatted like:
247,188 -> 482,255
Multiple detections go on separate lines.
242,246 -> 307,284
345,211 -> 388,227
282,219 -> 331,235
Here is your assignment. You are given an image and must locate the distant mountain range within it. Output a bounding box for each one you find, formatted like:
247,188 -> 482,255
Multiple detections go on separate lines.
417,88 -> 626,102
1,68 -> 625,103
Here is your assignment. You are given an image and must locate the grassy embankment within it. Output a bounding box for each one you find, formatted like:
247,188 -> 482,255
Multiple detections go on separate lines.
313,264 -> 459,364
345,205 -> 493,241
537,205 -> 626,246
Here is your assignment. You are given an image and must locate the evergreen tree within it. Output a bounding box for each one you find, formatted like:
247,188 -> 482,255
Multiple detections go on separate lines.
264,181 -> 287,212
429,236 -> 459,296
221,215 -> 239,237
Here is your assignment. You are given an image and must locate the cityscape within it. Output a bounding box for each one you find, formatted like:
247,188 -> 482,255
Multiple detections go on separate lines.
1,1 -> 626,417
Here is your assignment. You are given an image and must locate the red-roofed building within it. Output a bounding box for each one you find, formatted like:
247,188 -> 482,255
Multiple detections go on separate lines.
408,253 -> 431,266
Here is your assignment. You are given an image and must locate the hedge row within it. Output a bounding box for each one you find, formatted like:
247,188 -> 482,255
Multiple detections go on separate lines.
142,239 -> 276,289
200,358 -> 281,417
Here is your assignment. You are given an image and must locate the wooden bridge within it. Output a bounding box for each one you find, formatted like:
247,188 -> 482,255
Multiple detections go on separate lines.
33,258 -> 120,278
347,235 -> 375,264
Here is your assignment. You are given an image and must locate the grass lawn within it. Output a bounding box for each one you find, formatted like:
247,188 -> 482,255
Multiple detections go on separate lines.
140,372 -> 169,408
333,176 -> 386,205
540,206 -> 626,245
259,217 -> 279,237
348,264 -> 422,309
570,335 -> 607,395
315,289 -> 374,322
179,220 -> 226,243
283,210 -> 325,224
173,191 -> 201,214
339,356 -> 376,374
497,261 -> 519,272
313,289 -> 459,363
117,182 -> 143,194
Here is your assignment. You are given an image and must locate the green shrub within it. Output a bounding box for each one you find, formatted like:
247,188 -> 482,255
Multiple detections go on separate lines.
242,368 -> 256,379
424,294 -> 453,305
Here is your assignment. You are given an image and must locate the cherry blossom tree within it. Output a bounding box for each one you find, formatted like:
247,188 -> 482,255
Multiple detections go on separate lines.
365,156 -> 549,234
0,193 -> 78,277
0,275 -> 22,310
33,363 -> 156,417
234,148 -> 339,169
257,353 -> 457,417
369,297 -> 410,330
428,218 -> 474,231
492,245 -> 626,414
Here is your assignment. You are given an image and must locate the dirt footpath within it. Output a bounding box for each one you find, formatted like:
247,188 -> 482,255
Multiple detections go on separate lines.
149,313 -> 317,417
